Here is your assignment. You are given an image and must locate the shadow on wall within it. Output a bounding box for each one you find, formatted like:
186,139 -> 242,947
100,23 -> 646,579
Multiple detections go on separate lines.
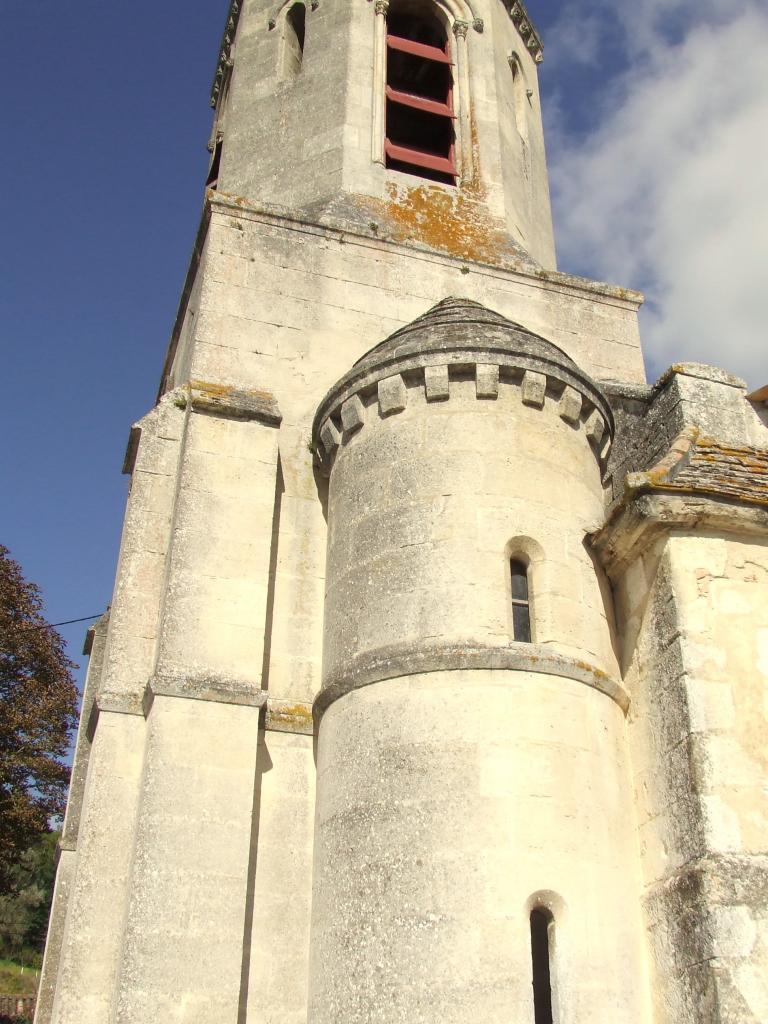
583,537 -> 622,672
260,458 -> 286,694
237,721 -> 274,1024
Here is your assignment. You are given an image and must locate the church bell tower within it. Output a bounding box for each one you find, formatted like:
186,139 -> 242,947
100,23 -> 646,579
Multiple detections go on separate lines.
37,1 -> 768,1022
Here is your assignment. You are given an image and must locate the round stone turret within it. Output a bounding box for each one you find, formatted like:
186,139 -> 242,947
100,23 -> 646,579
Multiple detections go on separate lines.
306,298 -> 648,1024
312,297 -> 617,705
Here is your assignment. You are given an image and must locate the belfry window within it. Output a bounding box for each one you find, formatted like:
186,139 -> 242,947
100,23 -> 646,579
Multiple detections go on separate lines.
510,558 -> 531,642
384,3 -> 457,184
530,908 -> 554,1024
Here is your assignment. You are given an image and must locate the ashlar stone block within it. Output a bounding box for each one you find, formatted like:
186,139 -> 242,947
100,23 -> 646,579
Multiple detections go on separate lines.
521,370 -> 547,408
341,394 -> 365,434
476,364 -> 500,399
558,386 -> 582,425
378,374 -> 407,416
424,365 -> 449,402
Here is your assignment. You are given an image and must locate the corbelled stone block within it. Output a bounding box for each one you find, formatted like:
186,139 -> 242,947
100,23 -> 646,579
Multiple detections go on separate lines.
424,365 -> 450,402
378,375 -> 407,416
585,409 -> 606,448
320,418 -> 341,456
521,370 -> 547,407
341,394 -> 365,433
559,386 -> 582,425
476,363 -> 499,399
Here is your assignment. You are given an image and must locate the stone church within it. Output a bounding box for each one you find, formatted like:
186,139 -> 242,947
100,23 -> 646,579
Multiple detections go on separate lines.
37,0 -> 768,1021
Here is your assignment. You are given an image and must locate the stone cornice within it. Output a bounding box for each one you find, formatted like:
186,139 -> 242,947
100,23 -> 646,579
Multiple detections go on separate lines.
315,640 -> 629,719
211,1 -> 242,108
206,193 -> 644,305
591,491 -> 768,580
145,674 -> 268,712
505,0 -> 544,63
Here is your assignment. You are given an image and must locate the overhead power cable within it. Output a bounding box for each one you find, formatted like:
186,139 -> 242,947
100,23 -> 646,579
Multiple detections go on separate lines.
6,613 -> 105,634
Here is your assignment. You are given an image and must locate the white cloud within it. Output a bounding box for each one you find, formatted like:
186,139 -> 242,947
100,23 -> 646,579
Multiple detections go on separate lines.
547,3 -> 768,387
542,11 -> 605,69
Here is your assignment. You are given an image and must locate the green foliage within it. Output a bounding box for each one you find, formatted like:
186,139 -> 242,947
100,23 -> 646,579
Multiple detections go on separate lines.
0,832 -> 58,967
0,956 -> 40,995
0,545 -> 78,895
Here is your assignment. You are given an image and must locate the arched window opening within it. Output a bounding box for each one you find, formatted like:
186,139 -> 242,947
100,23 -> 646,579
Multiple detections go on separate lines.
508,52 -> 530,144
530,908 -> 554,1024
385,2 -> 456,184
510,558 -> 531,643
282,3 -> 306,79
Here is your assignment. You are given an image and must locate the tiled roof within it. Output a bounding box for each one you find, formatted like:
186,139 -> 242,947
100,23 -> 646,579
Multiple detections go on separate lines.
626,428 -> 768,507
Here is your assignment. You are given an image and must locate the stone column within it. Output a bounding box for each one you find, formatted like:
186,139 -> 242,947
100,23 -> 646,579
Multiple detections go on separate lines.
452,20 -> 473,183
371,0 -> 389,164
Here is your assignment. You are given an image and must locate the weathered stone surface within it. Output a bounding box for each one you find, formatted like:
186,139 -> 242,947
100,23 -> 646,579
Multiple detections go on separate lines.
321,372 -> 618,690
189,379 -> 282,424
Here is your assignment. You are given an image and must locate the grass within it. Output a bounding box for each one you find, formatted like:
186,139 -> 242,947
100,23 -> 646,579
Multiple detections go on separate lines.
0,960 -> 39,997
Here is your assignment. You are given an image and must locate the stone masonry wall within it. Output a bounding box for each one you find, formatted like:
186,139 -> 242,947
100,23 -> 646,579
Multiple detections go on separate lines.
620,533 -> 768,1022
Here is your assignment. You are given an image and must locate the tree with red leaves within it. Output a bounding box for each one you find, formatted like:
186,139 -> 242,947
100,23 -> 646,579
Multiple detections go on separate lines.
0,546 -> 78,895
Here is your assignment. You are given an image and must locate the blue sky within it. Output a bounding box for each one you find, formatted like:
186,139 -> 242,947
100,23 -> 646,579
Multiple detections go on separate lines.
2,0 -> 766,694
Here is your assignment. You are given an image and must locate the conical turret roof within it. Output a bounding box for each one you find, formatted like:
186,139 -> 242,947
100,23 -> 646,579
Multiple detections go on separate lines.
314,296 -> 612,455
355,297 -> 579,373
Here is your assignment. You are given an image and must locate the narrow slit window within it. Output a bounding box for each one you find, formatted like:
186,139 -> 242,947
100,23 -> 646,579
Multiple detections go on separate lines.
510,559 -> 531,643
530,908 -> 554,1024
385,3 -> 456,184
282,3 -> 306,79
